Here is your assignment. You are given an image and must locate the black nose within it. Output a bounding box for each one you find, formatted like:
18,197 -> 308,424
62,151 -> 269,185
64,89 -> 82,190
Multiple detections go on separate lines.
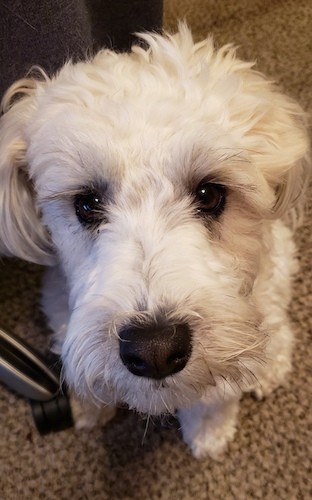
119,321 -> 192,379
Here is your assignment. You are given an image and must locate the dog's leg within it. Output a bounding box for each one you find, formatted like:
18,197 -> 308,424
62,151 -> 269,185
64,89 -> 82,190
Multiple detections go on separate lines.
71,397 -> 117,430
252,322 -> 294,400
251,221 -> 296,399
178,393 -> 241,460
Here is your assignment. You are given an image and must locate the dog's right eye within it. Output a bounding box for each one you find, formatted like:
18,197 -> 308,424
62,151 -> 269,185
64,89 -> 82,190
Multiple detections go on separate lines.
74,191 -> 104,225
195,181 -> 226,216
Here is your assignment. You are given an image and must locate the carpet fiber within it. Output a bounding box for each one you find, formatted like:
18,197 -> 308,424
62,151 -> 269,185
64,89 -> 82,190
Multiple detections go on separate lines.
1,1 -> 311,498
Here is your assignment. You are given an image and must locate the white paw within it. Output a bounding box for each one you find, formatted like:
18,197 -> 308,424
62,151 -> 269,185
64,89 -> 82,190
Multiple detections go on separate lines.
251,356 -> 292,400
252,378 -> 283,401
178,397 -> 240,460
185,416 -> 237,461
71,398 -> 116,430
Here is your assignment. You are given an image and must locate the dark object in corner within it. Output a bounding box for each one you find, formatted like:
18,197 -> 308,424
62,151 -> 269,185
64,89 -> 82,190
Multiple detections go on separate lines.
0,327 -> 73,435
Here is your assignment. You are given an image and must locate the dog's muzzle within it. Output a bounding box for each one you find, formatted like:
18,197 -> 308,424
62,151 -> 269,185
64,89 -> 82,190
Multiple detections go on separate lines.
119,321 -> 192,379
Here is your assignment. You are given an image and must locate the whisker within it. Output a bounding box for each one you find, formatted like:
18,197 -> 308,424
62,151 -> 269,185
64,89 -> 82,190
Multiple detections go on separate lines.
142,403 -> 153,445
159,392 -> 173,415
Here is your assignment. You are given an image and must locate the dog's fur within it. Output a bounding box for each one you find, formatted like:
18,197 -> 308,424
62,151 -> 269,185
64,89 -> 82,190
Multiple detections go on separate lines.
0,25 -> 310,459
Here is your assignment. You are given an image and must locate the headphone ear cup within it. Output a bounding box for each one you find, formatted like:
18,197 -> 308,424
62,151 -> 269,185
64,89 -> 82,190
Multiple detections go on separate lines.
31,391 -> 73,435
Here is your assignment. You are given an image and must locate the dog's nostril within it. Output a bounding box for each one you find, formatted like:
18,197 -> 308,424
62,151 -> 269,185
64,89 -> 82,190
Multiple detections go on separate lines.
167,350 -> 188,366
123,354 -> 148,375
119,322 -> 192,379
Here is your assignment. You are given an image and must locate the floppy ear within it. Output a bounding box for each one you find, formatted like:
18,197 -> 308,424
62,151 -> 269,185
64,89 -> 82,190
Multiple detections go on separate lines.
0,75 -> 55,265
269,104 -> 311,221
273,151 -> 310,222
244,86 -> 311,223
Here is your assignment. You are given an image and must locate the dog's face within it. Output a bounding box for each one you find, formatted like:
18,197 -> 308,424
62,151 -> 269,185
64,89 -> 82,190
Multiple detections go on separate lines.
0,26 -> 309,414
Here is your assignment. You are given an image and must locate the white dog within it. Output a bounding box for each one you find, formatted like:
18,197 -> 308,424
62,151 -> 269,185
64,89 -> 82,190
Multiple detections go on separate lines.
0,25 -> 310,459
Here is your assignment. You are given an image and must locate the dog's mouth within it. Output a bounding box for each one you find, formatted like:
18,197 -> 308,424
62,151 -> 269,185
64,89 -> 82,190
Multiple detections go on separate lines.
111,349 -> 262,416
68,349 -> 259,416
63,306 -> 266,415
109,364 -> 220,416
150,379 -> 170,389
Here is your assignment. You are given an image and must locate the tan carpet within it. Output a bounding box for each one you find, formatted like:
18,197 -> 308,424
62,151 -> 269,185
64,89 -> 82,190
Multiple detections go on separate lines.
1,1 -> 311,498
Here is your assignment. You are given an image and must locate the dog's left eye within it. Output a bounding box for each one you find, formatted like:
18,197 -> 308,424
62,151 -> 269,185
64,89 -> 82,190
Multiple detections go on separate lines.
195,182 -> 226,215
74,191 -> 103,225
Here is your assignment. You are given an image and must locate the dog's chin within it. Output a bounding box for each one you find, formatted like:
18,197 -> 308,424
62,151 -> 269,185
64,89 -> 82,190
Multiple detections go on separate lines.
119,387 -> 198,415
118,391 -> 178,415
71,374 -> 197,416
86,369 -> 219,416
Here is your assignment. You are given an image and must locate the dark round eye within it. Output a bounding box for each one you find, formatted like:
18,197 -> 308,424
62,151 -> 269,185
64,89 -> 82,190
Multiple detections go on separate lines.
75,191 -> 102,225
195,182 -> 226,215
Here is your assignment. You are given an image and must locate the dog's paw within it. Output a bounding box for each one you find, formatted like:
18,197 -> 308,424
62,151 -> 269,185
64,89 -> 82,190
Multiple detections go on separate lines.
71,398 -> 116,431
178,396 -> 240,460
251,378 -> 284,401
251,355 -> 292,401
183,414 -> 237,461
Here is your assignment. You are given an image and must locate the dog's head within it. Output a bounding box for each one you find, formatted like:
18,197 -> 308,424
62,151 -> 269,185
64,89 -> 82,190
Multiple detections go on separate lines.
0,26 -> 309,413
